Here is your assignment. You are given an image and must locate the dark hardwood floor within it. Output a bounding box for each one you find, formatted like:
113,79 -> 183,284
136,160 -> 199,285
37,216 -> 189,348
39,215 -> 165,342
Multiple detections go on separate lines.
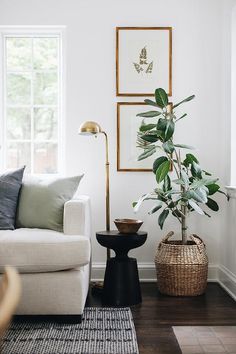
87,282 -> 236,354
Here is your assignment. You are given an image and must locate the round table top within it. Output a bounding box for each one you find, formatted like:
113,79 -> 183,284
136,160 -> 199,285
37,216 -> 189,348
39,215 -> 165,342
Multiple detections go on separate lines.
96,230 -> 147,238
96,231 -> 147,254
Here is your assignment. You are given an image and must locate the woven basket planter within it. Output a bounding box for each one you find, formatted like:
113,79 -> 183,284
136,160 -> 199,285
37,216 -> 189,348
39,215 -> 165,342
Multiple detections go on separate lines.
155,231 -> 208,296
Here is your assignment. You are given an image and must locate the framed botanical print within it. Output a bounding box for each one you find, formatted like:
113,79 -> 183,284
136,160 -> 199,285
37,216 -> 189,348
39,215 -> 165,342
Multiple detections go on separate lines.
117,102 -> 173,172
117,102 -> 151,171
116,27 -> 172,97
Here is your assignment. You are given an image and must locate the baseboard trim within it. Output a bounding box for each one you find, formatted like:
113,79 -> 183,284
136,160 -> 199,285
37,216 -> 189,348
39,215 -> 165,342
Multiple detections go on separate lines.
218,265 -> 236,301
91,262 -> 236,300
91,262 -> 219,283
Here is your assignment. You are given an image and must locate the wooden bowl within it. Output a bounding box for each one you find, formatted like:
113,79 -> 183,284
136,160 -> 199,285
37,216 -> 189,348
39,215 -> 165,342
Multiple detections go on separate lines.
114,219 -> 143,234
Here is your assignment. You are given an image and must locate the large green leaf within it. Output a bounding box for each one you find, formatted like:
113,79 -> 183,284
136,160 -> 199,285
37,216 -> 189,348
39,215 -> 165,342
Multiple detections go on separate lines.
206,197 -> 219,211
156,117 -> 175,142
199,187 -> 208,203
148,202 -> 163,215
132,193 -> 150,213
175,113 -> 187,122
133,193 -> 150,212
155,188 -> 166,202
183,153 -> 199,167
191,161 -> 202,178
137,110 -> 162,118
165,189 -> 181,195
180,169 -> 189,187
153,156 -> 168,173
156,160 -> 171,183
202,170 -> 212,176
190,178 -> 218,190
173,178 -> 186,186
138,147 -> 156,161
140,134 -> 159,143
172,209 -> 182,218
218,189 -> 229,200
204,178 -> 219,186
155,88 -> 168,108
184,189 -> 207,203
144,99 -> 159,107
165,119 -> 175,141
173,95 -> 195,109
174,144 -> 195,150
162,141 -> 174,154
156,118 -> 167,131
207,184 -> 220,195
158,209 -> 169,229
133,193 -> 159,213
167,201 -> 175,208
188,199 -> 204,215
139,129 -> 163,137
189,179 -> 205,189
201,185 -> 209,193
163,175 -> 171,192
139,123 -> 156,132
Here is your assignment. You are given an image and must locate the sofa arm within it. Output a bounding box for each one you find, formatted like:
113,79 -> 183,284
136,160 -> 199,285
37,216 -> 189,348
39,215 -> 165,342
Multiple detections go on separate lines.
63,195 -> 91,237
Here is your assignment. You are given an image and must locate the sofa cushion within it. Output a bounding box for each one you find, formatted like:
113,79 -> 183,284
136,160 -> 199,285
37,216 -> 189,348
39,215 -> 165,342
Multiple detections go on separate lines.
16,174 -> 83,232
0,167 -> 25,230
0,228 -> 90,273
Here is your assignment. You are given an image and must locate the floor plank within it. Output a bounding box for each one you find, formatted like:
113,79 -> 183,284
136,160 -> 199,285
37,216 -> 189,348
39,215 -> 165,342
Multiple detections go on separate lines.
87,282 -> 236,354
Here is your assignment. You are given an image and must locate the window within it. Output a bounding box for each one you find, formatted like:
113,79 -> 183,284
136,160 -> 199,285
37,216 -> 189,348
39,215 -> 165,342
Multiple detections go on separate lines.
1,29 -> 64,174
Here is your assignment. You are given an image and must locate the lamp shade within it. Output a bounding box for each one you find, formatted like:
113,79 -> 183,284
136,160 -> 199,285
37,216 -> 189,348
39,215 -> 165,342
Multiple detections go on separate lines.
78,121 -> 102,135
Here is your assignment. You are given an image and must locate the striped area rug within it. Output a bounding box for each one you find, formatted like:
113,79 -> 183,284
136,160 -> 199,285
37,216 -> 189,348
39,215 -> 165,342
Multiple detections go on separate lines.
3,308 -> 139,354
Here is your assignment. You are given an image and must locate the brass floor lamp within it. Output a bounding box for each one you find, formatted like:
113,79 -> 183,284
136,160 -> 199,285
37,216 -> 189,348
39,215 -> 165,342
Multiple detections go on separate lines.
78,121 -> 111,260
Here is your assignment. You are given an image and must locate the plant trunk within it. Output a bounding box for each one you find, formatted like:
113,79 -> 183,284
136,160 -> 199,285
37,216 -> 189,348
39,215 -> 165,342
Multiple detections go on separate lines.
181,204 -> 188,245
180,184 -> 188,245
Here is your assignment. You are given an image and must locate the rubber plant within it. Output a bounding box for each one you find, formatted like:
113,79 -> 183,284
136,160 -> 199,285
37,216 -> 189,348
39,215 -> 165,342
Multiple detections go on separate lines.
133,88 -> 227,244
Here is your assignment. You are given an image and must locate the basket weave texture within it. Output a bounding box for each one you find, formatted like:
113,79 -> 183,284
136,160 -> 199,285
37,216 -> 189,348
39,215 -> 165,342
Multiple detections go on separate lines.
155,231 -> 208,296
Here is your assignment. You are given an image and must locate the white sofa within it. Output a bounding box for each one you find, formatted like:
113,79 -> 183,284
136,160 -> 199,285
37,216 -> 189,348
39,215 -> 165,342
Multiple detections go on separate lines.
0,195 -> 91,322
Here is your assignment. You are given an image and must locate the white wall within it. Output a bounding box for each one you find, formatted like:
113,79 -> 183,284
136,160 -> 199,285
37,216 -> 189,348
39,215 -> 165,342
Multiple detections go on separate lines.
0,0 -> 234,281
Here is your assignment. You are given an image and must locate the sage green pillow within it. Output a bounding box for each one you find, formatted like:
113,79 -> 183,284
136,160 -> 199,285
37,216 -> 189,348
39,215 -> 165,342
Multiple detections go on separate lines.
16,175 -> 83,232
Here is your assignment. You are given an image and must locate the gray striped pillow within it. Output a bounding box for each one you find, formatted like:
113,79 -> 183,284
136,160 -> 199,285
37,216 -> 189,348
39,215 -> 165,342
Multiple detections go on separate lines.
0,167 -> 25,230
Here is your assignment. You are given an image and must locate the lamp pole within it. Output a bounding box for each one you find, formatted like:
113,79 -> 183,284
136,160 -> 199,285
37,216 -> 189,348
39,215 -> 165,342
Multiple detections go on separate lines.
102,131 -> 111,260
79,121 -> 111,260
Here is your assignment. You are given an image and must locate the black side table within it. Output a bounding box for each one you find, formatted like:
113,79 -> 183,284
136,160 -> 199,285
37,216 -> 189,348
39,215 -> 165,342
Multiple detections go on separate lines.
96,231 -> 147,307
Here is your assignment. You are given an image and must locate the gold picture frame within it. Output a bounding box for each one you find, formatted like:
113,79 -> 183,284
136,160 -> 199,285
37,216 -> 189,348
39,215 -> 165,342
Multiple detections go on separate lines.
117,102 -> 173,172
116,27 -> 172,97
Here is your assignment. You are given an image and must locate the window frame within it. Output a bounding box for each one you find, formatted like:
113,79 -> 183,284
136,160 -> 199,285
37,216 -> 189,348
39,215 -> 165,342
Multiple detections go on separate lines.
0,26 -> 66,175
